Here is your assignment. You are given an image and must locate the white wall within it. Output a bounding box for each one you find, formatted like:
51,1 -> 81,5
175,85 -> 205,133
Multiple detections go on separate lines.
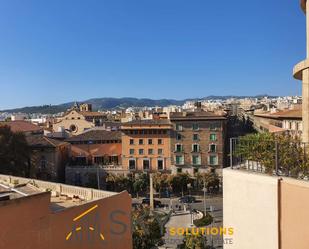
223,168 -> 279,249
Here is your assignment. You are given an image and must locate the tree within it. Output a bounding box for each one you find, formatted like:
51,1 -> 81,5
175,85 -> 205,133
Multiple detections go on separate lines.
0,126 -> 30,177
170,173 -> 193,195
132,173 -> 149,197
132,207 -> 163,249
235,133 -> 309,177
153,173 -> 171,197
179,233 -> 211,249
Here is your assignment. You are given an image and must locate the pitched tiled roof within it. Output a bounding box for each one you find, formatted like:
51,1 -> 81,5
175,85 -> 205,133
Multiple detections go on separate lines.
0,121 -> 42,133
170,111 -> 226,120
66,130 -> 121,142
26,135 -> 66,148
255,109 -> 302,120
121,119 -> 172,126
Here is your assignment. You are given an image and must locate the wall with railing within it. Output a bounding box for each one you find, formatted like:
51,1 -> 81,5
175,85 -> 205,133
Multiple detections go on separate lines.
229,137 -> 309,179
0,174 -> 116,201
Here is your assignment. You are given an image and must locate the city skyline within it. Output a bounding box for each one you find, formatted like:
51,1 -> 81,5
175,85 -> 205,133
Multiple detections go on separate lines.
0,0 -> 304,109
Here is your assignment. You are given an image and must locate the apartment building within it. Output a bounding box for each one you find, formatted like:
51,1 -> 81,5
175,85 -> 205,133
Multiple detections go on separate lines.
121,120 -> 173,172
170,111 -> 226,175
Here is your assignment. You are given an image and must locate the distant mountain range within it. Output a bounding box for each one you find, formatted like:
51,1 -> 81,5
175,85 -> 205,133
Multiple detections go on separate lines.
1,95 -> 277,114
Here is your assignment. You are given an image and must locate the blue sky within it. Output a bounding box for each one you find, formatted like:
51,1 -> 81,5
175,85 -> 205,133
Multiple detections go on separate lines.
0,0 -> 306,109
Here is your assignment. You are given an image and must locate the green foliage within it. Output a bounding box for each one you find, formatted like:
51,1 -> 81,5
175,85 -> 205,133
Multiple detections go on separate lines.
132,208 -> 164,249
193,212 -> 213,227
196,172 -> 220,193
170,173 -> 193,194
0,126 -> 30,176
153,172 -> 171,196
133,174 -> 149,197
235,133 -> 309,177
106,173 -> 149,195
179,233 -> 210,249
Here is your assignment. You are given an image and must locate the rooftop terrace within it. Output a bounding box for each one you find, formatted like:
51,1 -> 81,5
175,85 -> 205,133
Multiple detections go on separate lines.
0,174 -> 116,211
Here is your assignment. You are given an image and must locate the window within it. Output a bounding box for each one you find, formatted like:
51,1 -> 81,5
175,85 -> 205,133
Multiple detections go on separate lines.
130,139 -> 134,145
192,144 -> 200,153
40,156 -> 47,169
176,133 -> 182,140
157,159 -> 164,170
158,149 -> 163,155
143,159 -> 150,170
210,123 -> 218,131
148,139 -> 153,145
139,139 -> 144,145
177,168 -> 182,173
194,168 -> 199,174
158,139 -> 163,145
210,134 -> 217,141
129,149 -> 135,155
193,134 -> 199,141
209,144 -> 216,153
176,124 -> 183,131
70,124 -> 77,132
175,144 -> 183,153
139,149 -> 144,155
192,123 -> 199,131
129,159 -> 136,170
192,155 -> 201,165
148,149 -> 154,155
94,156 -> 104,164
209,155 -> 218,165
175,155 -> 184,165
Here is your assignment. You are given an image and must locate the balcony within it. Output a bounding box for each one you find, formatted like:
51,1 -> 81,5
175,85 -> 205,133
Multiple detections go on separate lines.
229,136 -> 309,179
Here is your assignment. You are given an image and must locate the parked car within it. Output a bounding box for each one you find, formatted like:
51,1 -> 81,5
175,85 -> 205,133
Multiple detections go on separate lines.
178,195 -> 196,204
142,198 -> 162,208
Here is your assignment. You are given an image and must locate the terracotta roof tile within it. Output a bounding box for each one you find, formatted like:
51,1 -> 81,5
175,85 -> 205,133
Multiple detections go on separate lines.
66,130 -> 121,142
0,121 -> 42,133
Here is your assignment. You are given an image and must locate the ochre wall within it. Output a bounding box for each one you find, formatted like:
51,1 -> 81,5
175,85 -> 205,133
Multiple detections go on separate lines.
0,191 -> 132,249
280,178 -> 309,249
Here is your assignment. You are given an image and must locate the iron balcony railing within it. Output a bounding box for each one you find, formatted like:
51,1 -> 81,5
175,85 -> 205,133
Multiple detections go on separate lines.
229,137 -> 309,179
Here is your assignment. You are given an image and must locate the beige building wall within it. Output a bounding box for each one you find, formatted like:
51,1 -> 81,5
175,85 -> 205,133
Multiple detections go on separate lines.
223,169 -> 279,249
280,178 -> 309,249
53,110 -> 95,135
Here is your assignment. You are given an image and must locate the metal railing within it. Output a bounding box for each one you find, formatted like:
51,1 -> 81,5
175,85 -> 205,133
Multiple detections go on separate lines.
229,137 -> 309,179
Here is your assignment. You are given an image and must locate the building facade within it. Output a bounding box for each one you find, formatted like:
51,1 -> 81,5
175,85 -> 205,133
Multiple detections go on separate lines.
66,130 -> 122,167
170,111 -> 226,175
53,103 -> 107,135
26,135 -> 71,182
121,120 -> 172,172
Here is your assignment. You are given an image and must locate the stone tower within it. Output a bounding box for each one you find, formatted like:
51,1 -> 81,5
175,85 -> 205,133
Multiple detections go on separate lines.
293,0 -> 309,143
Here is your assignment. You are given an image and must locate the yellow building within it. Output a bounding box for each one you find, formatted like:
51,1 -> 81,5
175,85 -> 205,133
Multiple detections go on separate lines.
121,120 -> 173,172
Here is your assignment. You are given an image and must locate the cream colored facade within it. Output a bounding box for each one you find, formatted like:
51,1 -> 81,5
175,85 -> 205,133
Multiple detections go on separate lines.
223,168 -> 309,249
294,0 -> 309,143
223,169 -> 279,249
53,110 -> 95,135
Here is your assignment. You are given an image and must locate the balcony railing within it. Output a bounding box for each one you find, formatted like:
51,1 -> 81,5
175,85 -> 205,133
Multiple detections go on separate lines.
229,137 -> 309,179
